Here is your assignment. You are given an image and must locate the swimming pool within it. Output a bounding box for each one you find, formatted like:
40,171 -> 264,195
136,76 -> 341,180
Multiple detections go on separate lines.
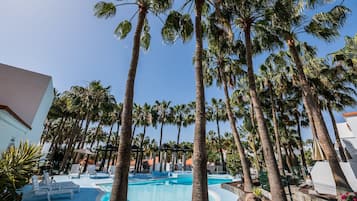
99,175 -> 232,201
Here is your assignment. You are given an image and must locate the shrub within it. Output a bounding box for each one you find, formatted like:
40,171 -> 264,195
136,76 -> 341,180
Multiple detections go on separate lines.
253,187 -> 262,198
0,141 -> 41,201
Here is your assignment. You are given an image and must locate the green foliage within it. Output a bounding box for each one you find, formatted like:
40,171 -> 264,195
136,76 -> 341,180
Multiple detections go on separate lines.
331,34 -> 357,68
0,141 -> 41,201
304,149 -> 315,167
226,152 -> 241,176
114,20 -> 132,39
94,1 -> 116,19
151,0 -> 173,14
253,187 -> 263,198
305,5 -> 350,41
140,19 -> 151,50
161,11 -> 193,43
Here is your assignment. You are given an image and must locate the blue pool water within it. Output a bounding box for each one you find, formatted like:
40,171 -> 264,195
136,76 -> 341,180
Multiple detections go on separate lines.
99,175 -> 232,201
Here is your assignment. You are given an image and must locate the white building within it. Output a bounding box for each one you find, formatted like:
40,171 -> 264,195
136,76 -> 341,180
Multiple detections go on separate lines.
311,112 -> 357,195
0,63 -> 53,152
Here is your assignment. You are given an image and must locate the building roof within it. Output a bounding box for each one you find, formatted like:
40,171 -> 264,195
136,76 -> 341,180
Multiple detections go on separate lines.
0,105 -> 31,129
0,63 -> 52,128
343,112 -> 357,118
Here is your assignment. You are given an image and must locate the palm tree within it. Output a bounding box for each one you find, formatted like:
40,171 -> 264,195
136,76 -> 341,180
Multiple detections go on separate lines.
309,62 -> 357,162
94,1 -> 173,200
271,0 -> 352,191
219,1 -> 286,199
171,104 -> 190,169
136,103 -> 154,172
131,103 -> 142,140
203,22 -> 254,190
153,100 -> 171,172
209,98 -> 227,173
162,0 -> 210,199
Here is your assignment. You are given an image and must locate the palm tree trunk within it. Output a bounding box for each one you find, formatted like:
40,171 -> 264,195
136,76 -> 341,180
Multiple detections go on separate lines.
244,24 -> 287,201
327,103 -> 347,162
138,126 -> 147,172
192,1 -> 208,200
60,118 -> 80,171
269,83 -> 285,176
215,113 -> 226,173
115,121 -> 120,148
177,124 -> 182,145
222,77 -> 253,192
131,123 -> 137,140
110,7 -> 147,201
101,123 -> 115,171
294,113 -> 307,177
74,115 -> 91,162
174,123 -> 182,168
287,37 -> 352,191
159,122 -> 164,172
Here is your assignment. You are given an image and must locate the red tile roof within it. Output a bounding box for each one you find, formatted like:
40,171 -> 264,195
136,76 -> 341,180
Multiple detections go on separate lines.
343,112 -> 357,118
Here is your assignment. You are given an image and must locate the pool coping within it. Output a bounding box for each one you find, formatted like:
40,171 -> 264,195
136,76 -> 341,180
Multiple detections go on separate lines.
52,174 -> 238,201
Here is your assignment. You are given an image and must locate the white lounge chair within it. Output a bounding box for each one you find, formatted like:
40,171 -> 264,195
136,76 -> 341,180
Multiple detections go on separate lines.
87,164 -> 110,179
43,172 -> 80,192
69,164 -> 81,178
27,176 -> 73,201
87,164 -> 97,175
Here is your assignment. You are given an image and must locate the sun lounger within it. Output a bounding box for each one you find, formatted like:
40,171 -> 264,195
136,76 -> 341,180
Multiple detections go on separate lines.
27,176 -> 73,201
87,164 -> 97,175
87,164 -> 110,179
69,164 -> 81,178
43,172 -> 80,192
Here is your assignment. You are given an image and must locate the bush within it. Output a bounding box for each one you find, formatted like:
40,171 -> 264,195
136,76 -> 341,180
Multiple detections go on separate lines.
0,141 -> 41,201
253,187 -> 262,198
340,192 -> 357,201
226,152 -> 242,176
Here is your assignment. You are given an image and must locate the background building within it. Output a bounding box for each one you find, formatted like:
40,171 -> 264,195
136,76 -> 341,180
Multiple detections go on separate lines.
0,63 -> 53,151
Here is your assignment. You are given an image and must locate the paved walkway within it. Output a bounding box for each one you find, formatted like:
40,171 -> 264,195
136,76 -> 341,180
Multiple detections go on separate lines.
21,174 -> 239,201
209,184 -> 239,201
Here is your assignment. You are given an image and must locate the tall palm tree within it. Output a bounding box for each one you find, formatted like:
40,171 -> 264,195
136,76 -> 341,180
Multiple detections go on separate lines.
136,103 -> 153,172
153,100 -> 171,172
271,0 -> 352,191
162,0 -> 210,199
171,104 -> 190,169
209,98 -> 227,173
309,61 -> 357,162
202,28 -> 253,190
94,1 -> 173,200
220,1 -> 286,199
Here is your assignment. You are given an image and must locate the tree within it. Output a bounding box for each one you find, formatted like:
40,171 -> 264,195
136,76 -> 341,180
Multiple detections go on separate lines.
271,0 -> 352,190
203,28 -> 253,191
161,0 -> 210,199
153,100 -> 171,172
220,0 -> 287,199
94,1 -> 173,200
0,142 -> 41,201
136,103 -> 154,172
209,98 -> 227,173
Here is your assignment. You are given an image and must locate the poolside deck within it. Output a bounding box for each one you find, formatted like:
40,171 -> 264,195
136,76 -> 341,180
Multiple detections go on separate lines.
21,174 -> 238,201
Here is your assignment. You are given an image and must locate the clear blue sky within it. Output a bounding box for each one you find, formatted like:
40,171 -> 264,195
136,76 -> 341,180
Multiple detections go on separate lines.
0,0 -> 356,144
